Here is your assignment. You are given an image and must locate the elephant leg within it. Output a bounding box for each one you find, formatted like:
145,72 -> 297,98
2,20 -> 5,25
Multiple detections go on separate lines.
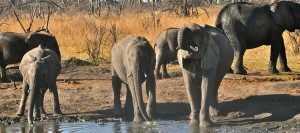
279,43 -> 291,72
209,78 -> 222,117
234,50 -> 247,75
34,89 -> 42,120
49,84 -> 63,116
16,80 -> 29,116
146,73 -> 156,119
269,35 -> 283,73
123,86 -> 134,119
40,89 -> 48,115
0,64 -> 9,83
182,67 -> 201,126
199,69 -> 215,127
112,76 -> 122,116
155,51 -> 163,79
162,63 -> 171,78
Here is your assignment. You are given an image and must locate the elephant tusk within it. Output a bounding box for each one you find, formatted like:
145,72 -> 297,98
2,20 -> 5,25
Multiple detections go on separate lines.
190,46 -> 198,52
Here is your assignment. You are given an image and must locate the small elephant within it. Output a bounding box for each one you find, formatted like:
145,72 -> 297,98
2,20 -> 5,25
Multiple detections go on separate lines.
0,31 -> 61,83
154,27 -> 179,79
216,1 -> 300,74
177,23 -> 234,127
111,35 -> 156,122
17,45 -> 63,125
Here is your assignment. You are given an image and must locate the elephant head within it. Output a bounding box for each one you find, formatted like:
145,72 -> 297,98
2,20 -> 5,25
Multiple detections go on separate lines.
25,32 -> 61,59
271,1 -> 300,32
177,23 -> 220,70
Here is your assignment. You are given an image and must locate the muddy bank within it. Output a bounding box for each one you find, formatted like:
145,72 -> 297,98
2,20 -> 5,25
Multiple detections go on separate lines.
1,61 -> 300,131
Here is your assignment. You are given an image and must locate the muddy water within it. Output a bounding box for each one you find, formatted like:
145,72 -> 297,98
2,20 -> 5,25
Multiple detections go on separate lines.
0,120 -> 271,133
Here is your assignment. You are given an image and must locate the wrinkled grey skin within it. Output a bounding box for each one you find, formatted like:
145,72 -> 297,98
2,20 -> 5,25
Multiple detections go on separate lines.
17,45 -> 62,125
216,1 -> 300,74
0,31 -> 61,83
177,23 -> 233,127
111,35 -> 156,122
154,27 -> 179,79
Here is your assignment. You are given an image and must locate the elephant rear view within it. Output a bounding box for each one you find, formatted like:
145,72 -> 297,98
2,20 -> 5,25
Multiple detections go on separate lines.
17,45 -> 62,125
111,35 -> 156,122
0,31 -> 61,83
154,27 -> 179,79
216,1 -> 300,74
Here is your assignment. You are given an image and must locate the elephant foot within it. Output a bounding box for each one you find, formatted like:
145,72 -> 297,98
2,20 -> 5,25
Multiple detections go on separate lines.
268,67 -> 279,74
133,116 -> 145,123
234,68 -> 247,75
189,119 -> 199,126
155,73 -> 162,80
16,111 -> 24,116
53,111 -> 64,116
41,109 -> 47,115
29,121 -> 34,126
209,107 -> 219,117
280,66 -> 292,72
1,77 -> 10,83
162,73 -> 171,79
227,68 -> 234,73
199,120 -> 214,127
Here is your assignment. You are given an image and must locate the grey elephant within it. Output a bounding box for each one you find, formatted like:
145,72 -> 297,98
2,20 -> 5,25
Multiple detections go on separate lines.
0,31 -> 61,83
216,1 -> 300,74
154,27 -> 179,79
177,23 -> 234,127
17,45 -> 62,125
111,35 -> 156,122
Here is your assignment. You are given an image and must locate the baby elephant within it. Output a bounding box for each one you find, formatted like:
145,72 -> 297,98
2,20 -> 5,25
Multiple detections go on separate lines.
17,45 -> 63,125
111,35 -> 156,122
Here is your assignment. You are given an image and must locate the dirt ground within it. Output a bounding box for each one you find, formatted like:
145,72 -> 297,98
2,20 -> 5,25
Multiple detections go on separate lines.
1,59 -> 300,131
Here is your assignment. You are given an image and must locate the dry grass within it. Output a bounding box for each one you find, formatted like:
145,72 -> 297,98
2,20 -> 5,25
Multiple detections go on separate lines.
0,6 -> 300,73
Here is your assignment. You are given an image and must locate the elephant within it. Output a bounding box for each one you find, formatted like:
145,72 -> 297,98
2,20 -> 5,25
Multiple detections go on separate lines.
111,35 -> 156,122
0,31 -> 61,83
215,1 -> 300,74
17,45 -> 62,125
154,27 -> 179,79
177,23 -> 234,127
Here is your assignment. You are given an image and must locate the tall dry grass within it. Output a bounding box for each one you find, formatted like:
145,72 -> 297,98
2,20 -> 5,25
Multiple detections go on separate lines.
0,6 -> 300,73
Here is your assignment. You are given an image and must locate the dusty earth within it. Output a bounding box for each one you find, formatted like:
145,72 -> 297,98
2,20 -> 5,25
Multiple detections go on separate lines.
1,58 -> 300,131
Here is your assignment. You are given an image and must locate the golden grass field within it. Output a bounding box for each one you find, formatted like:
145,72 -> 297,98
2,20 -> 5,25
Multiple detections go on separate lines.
0,6 -> 300,74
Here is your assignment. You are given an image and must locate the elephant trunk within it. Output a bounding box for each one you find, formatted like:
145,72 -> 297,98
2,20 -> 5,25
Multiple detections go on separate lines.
133,58 -> 150,122
28,78 -> 37,125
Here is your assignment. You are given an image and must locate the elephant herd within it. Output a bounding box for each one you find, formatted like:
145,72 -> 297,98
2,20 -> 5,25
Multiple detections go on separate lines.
0,1 -> 300,127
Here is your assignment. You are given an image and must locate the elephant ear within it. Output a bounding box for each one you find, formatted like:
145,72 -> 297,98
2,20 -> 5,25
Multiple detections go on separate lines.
177,27 -> 196,52
271,2 -> 295,32
201,37 -> 220,70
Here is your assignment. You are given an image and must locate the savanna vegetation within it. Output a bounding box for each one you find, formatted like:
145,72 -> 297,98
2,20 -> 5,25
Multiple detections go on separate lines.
1,0 -> 300,74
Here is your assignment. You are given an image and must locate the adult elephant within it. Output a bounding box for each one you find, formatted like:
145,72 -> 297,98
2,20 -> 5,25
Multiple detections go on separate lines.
0,31 -> 61,82
177,23 -> 233,127
154,27 -> 179,79
111,35 -> 156,122
216,1 -> 300,74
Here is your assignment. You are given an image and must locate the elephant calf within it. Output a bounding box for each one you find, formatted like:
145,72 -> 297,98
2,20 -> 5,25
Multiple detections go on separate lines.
177,23 -> 234,127
154,27 -> 179,79
17,45 -> 63,125
111,35 -> 156,122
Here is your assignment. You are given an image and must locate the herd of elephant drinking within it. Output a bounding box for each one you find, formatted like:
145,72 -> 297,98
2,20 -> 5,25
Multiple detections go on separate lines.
0,1 -> 299,127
